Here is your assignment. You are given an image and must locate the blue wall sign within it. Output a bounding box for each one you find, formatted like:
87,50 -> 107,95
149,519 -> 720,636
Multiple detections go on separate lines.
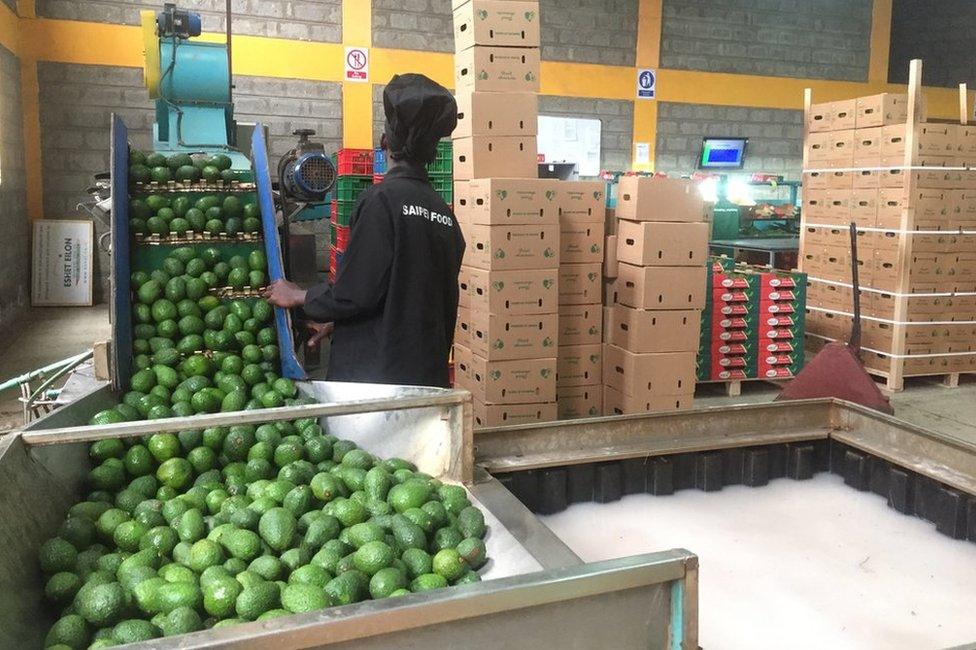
637,68 -> 656,99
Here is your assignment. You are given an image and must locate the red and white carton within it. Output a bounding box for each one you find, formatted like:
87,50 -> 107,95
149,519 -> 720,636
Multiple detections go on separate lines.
759,273 -> 798,290
716,330 -> 750,342
763,341 -> 795,353
762,328 -> 799,340
761,302 -> 797,315
712,368 -> 750,381
765,315 -> 797,328
717,343 -> 751,355
760,367 -> 796,379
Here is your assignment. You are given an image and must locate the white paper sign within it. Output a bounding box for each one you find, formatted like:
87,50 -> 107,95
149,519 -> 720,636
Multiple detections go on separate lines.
344,47 -> 369,82
32,219 -> 93,306
635,142 -> 650,164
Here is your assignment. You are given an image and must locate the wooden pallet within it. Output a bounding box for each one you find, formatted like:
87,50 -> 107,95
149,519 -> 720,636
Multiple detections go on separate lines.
805,334 -> 975,391
800,60 -> 976,394
861,367 -> 976,391
697,377 -> 789,397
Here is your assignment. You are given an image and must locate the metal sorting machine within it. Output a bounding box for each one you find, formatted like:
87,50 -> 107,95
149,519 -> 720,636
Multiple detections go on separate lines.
0,381 -> 698,649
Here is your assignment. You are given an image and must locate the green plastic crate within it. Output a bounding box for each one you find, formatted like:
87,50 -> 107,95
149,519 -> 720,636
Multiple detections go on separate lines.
430,173 -> 452,204
334,176 -> 373,202
426,140 -> 453,174
332,200 -> 355,227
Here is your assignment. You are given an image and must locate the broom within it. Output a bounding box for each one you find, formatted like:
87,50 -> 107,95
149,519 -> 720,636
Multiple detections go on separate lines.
775,222 -> 894,414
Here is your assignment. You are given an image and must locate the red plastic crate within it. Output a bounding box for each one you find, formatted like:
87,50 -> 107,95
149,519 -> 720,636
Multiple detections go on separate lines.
329,245 -> 343,284
335,149 -> 374,176
335,224 -> 350,251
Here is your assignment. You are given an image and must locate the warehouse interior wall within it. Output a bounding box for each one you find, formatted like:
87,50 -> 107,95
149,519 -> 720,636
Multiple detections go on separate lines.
888,0 -> 976,89
653,0 -> 872,178
4,0 -> 976,305
655,103 -> 803,177
0,42 -> 29,330
660,0 -> 873,81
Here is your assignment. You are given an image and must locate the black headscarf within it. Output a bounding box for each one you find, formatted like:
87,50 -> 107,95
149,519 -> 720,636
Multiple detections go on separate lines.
383,74 -> 457,165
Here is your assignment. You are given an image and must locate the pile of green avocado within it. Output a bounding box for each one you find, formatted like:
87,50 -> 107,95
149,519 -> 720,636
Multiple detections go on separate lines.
129,152 -> 235,186
129,194 -> 262,238
39,419 -> 490,647
29,145 -> 493,648
101,245 -> 275,421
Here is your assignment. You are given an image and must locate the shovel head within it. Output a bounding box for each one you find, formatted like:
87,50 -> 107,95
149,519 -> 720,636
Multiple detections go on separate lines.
775,342 -> 894,415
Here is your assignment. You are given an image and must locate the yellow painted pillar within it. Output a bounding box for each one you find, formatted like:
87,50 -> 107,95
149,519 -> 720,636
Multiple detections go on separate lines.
868,0 -> 892,84
632,0 -> 662,172
341,0 -> 374,149
15,2 -> 45,219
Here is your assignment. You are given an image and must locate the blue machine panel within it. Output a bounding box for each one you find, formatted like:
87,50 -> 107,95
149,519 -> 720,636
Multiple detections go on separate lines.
252,124 -> 306,380
111,117 -> 305,388
109,115 -> 133,392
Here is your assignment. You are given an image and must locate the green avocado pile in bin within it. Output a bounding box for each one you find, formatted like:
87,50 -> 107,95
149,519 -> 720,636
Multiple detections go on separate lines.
40,419 -> 490,647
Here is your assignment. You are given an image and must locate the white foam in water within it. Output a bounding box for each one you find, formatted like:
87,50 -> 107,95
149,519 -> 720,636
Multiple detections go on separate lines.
541,473 -> 976,649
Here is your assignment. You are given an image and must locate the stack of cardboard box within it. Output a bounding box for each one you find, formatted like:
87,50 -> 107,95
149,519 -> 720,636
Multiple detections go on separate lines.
555,182 -> 606,419
451,0 -> 560,427
603,176 -> 709,414
801,90 -> 976,384
698,258 -> 807,382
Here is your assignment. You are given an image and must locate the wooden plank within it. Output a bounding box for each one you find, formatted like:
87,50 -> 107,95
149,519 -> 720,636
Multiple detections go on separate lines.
798,88 -> 813,275
960,83 -> 968,126
725,380 -> 742,397
888,59 -> 925,393
92,341 -> 111,381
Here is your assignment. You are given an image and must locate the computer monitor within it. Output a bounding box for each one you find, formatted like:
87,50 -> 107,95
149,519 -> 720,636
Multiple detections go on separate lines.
698,137 -> 748,169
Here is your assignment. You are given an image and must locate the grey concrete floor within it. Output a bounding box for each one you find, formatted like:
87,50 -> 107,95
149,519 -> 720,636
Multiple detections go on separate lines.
2,304 -> 976,445
0,305 -> 111,432
695,374 -> 976,445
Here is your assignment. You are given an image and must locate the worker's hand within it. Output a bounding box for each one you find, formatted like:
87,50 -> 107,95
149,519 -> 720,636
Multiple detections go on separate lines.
263,279 -> 307,309
306,321 -> 335,347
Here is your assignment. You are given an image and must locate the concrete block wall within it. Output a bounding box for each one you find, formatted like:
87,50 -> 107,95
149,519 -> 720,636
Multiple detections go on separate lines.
38,63 -> 153,303
371,0 -> 638,65
539,96 -> 634,175
372,83 -> 386,149
888,0 -> 976,88
372,0 -> 453,52
541,0 -> 637,67
36,0 -> 342,41
37,62 -> 341,299
0,45 -> 29,329
655,103 -> 804,178
660,0 -> 873,81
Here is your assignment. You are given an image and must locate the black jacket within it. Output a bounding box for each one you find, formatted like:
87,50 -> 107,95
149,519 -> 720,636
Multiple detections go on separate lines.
303,162 -> 465,388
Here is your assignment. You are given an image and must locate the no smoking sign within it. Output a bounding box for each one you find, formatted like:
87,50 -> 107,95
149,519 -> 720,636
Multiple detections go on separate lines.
345,47 -> 369,82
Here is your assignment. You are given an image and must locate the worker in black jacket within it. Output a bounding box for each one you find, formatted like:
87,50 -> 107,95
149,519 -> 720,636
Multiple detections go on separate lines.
263,73 -> 464,388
